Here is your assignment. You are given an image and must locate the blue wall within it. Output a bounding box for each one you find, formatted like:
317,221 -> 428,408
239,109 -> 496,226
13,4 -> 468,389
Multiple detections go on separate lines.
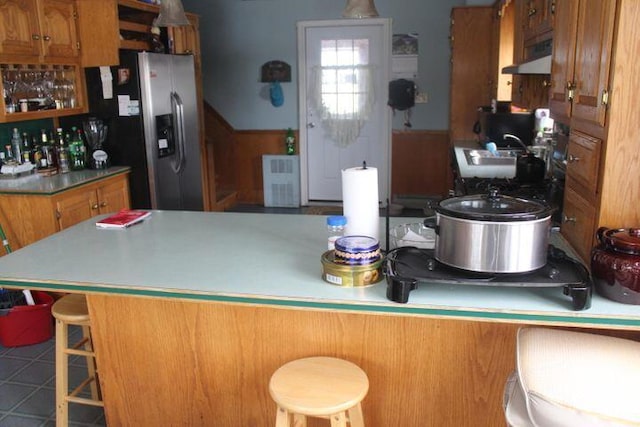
182,0 -> 493,131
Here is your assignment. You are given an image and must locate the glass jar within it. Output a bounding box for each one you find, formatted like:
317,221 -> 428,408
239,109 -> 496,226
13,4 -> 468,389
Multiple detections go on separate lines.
327,215 -> 347,250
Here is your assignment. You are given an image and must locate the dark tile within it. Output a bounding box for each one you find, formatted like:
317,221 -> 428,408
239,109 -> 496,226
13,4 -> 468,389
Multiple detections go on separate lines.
4,340 -> 54,360
0,383 -> 37,411
12,387 -> 55,418
67,402 -> 104,425
0,414 -> 48,426
7,361 -> 54,386
0,358 -> 31,381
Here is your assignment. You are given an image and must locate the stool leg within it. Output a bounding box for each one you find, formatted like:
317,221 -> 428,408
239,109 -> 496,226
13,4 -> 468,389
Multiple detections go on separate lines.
275,406 -> 292,427
81,325 -> 101,400
55,319 -> 69,427
347,403 -> 365,427
330,412 -> 347,427
292,413 -> 307,427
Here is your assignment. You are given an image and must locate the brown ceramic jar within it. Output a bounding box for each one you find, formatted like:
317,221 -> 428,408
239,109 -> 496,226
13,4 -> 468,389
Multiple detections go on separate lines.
591,227 -> 640,304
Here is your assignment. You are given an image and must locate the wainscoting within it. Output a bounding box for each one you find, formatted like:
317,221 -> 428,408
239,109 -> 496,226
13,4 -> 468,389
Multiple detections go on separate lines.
204,103 -> 452,207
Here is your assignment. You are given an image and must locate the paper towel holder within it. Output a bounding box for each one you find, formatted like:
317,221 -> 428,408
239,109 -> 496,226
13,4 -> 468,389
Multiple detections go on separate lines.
362,161 -> 367,169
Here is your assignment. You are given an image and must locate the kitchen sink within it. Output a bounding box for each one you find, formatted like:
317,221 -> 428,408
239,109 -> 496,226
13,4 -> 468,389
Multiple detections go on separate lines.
463,149 -> 520,166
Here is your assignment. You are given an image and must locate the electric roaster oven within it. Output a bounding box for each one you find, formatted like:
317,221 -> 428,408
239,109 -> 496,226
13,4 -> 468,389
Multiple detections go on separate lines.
384,189 -> 592,311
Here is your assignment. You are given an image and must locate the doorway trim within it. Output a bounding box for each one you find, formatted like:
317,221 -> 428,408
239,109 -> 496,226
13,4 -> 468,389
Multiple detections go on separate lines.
297,18 -> 392,206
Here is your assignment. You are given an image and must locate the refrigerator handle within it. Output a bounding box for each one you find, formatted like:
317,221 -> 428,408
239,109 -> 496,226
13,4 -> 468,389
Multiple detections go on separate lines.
171,91 -> 187,174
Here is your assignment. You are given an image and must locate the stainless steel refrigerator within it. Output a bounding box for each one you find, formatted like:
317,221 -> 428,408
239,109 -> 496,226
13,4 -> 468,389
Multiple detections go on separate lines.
73,51 -> 204,211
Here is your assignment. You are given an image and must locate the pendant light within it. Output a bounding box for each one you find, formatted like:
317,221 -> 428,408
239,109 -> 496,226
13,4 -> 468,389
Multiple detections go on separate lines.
155,0 -> 190,27
342,0 -> 379,18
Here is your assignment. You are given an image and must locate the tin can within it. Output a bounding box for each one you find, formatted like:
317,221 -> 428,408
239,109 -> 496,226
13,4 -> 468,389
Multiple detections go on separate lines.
334,236 -> 380,265
321,250 -> 383,287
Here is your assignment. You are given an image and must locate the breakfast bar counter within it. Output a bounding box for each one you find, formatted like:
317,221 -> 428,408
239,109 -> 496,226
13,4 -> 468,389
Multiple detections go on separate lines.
0,211 -> 638,426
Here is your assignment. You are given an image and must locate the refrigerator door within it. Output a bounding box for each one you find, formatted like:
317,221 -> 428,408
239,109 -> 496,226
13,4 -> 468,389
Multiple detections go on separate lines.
138,52 -> 203,210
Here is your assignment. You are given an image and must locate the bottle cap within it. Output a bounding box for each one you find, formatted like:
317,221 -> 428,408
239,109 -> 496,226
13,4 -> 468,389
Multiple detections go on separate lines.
327,215 -> 347,226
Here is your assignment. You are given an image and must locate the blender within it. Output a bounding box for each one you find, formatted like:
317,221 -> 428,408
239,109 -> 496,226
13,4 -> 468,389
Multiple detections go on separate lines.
83,117 -> 109,169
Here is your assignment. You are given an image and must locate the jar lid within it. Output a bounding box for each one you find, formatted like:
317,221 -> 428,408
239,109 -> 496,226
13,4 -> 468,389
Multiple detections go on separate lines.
600,228 -> 640,255
436,189 -> 553,221
327,215 -> 347,226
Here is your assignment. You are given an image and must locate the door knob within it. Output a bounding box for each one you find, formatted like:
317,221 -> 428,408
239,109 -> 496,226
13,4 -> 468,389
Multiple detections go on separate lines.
307,122 -> 315,128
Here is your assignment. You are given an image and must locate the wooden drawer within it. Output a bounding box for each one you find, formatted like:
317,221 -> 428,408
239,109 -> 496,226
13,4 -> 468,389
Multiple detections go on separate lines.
560,186 -> 597,264
565,130 -> 601,198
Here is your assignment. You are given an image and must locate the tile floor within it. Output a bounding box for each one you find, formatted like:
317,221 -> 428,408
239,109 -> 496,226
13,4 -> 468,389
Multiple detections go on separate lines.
0,326 -> 106,427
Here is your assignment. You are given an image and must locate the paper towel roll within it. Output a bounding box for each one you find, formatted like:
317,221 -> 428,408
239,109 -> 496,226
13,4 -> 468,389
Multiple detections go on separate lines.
342,165 -> 379,241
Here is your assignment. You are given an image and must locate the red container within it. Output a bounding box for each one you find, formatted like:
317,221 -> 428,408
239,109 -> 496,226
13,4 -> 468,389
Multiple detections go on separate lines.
0,291 -> 54,347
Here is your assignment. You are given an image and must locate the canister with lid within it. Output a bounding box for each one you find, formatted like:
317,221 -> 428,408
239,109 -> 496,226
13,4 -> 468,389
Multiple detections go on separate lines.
334,235 -> 380,266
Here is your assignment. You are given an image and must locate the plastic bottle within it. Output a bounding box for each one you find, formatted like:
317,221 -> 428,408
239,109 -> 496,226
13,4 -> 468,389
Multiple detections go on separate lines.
285,128 -> 295,155
327,215 -> 347,251
10,128 -> 22,164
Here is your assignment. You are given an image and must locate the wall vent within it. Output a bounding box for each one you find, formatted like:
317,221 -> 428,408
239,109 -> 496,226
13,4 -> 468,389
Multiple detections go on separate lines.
262,155 -> 300,207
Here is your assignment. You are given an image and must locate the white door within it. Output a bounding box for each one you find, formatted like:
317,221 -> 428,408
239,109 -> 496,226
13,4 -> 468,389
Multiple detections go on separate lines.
298,19 -> 391,205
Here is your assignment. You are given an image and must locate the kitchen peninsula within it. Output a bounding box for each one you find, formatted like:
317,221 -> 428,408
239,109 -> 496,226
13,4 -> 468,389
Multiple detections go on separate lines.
0,211 -> 638,426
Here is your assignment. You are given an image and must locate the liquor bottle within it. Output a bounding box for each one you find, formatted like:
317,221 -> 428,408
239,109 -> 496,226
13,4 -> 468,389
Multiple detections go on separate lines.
41,129 -> 57,171
33,135 -> 45,169
21,132 -> 31,164
69,127 -> 85,170
10,128 -> 22,164
55,128 -> 70,174
285,128 -> 295,155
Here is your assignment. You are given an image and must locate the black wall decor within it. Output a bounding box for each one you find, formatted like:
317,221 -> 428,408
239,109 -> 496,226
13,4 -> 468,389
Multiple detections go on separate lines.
261,60 -> 291,83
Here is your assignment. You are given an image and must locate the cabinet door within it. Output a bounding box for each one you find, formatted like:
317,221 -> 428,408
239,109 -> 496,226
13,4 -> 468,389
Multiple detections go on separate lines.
549,0 -> 578,124
0,0 -> 41,58
522,0 -> 554,44
38,0 -> 78,59
97,177 -> 130,215
55,187 -> 98,230
449,7 -> 494,142
571,0 -> 616,128
565,130 -> 601,198
561,186 -> 597,263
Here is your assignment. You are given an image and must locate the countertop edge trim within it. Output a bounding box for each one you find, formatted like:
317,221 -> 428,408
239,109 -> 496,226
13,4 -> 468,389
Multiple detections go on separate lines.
0,168 -> 131,196
3,279 -> 639,330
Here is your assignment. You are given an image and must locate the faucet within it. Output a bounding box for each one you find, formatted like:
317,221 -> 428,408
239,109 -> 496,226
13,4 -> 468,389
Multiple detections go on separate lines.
503,133 -> 529,152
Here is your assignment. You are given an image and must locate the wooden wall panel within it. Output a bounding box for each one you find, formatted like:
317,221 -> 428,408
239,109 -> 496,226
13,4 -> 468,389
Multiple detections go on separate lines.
234,130 -> 293,204
391,130 -> 451,198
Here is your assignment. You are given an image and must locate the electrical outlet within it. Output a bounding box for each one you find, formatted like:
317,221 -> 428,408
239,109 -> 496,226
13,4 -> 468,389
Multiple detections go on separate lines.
415,92 -> 428,103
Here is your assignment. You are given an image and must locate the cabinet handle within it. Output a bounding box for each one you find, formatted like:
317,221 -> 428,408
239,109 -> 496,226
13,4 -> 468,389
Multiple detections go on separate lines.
601,89 -> 609,106
92,204 -> 99,210
100,202 -> 107,208
43,35 -> 51,41
566,81 -> 576,102
528,8 -> 537,17
32,34 -> 40,40
563,215 -> 577,224
567,154 -> 580,163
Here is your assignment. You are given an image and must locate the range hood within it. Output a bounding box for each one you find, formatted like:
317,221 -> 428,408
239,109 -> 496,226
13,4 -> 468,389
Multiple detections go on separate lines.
501,55 -> 552,75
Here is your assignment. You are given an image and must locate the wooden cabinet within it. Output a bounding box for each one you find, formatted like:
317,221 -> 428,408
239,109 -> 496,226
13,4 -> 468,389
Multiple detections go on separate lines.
549,0 -> 616,129
0,0 -> 79,62
0,172 -> 130,251
75,0 -> 119,66
55,175 -> 129,230
449,6 -> 494,142
557,0 -> 640,263
521,0 -> 555,45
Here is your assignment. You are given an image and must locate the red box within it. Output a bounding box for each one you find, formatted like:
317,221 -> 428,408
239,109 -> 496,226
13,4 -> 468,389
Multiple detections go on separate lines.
0,291 -> 54,347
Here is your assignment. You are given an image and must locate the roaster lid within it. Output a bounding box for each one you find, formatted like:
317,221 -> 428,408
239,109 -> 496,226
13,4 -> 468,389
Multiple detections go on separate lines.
435,189 -> 553,221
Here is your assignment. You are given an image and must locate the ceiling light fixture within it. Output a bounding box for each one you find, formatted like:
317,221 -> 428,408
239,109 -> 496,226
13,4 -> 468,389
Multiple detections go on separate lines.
155,0 -> 190,27
342,0 -> 379,18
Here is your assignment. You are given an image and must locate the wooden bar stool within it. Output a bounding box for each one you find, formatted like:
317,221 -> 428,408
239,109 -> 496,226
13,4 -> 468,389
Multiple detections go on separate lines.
52,294 -> 103,427
269,356 -> 369,427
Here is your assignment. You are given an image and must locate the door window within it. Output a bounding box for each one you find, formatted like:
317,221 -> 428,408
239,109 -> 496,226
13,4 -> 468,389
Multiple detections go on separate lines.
309,38 -> 374,147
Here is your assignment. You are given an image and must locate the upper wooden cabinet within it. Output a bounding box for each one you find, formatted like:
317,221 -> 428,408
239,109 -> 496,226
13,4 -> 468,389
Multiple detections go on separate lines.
549,0 -> 616,129
521,0 -> 555,45
0,0 -> 79,63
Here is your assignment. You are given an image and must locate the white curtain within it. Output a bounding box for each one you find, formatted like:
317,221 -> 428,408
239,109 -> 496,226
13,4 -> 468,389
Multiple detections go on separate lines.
309,64 -> 375,148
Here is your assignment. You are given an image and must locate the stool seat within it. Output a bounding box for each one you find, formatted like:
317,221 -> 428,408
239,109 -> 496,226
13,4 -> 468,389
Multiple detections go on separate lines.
52,293 -> 90,324
269,356 -> 368,426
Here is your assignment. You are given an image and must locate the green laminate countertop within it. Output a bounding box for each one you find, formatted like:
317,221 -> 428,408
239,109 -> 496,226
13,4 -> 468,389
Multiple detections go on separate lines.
0,166 -> 130,195
0,211 -> 638,329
